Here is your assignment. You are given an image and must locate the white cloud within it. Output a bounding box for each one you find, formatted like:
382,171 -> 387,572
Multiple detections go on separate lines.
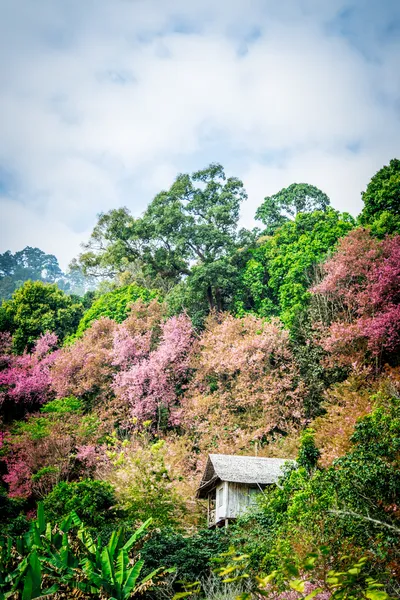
0,0 -> 399,268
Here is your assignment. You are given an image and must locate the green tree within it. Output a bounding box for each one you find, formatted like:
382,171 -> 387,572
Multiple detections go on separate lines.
0,247 -> 64,301
255,183 -> 331,235
0,280 -> 83,353
77,164 -> 249,312
236,209 -> 355,326
72,283 -> 160,339
43,480 -> 117,529
359,158 -> 400,232
297,428 -> 321,473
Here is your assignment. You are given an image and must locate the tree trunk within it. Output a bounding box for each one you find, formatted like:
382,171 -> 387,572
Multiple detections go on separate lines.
206,285 -> 214,311
215,288 -> 223,312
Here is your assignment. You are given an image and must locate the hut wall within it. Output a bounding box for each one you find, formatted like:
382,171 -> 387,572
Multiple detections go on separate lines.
226,482 -> 259,519
215,481 -> 228,522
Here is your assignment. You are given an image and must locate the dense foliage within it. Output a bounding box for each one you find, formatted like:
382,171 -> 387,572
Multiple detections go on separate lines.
0,246 -> 94,301
0,158 -> 399,597
0,281 -> 83,353
255,182 -> 331,235
72,283 -> 160,340
0,504 -> 167,599
359,158 -> 400,232
235,209 -> 354,326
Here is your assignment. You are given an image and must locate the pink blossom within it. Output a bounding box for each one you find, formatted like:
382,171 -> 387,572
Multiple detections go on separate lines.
76,444 -> 99,467
0,334 -> 58,409
313,230 -> 400,359
3,454 -> 32,497
113,314 -> 194,427
112,326 -> 152,368
33,332 -> 58,358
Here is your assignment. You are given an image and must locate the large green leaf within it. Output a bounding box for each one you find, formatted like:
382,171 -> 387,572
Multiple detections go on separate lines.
108,528 -> 125,559
77,525 -> 96,555
36,503 -> 45,535
122,519 -> 152,552
116,549 -> 129,587
21,551 -> 42,600
122,560 -> 144,598
101,547 -> 117,587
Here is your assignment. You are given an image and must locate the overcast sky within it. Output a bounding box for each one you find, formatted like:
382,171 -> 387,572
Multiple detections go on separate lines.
0,0 -> 399,269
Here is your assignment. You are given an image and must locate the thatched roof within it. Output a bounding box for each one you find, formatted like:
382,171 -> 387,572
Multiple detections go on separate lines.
197,454 -> 296,498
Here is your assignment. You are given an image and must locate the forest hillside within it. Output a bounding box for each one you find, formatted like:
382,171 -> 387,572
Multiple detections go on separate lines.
0,159 -> 399,599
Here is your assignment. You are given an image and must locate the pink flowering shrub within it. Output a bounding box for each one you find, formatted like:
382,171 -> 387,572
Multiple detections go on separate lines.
51,300 -> 166,406
113,314 -> 195,428
51,317 -> 117,403
0,332 -> 58,413
75,444 -> 99,467
2,452 -> 33,498
182,313 -> 305,452
313,229 -> 400,362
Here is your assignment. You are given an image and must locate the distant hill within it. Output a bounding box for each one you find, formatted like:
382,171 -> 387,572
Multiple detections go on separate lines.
0,246 -> 94,301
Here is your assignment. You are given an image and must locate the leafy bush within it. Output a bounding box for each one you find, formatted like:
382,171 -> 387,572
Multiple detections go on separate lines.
40,395 -> 83,414
297,429 -> 320,473
0,502 -> 167,600
72,283 -> 160,339
43,479 -> 117,528
0,280 -> 83,353
141,527 -> 229,583
107,435 -> 189,528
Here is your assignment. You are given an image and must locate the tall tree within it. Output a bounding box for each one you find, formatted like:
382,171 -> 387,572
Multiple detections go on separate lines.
0,281 -> 84,353
0,247 -> 94,301
78,163 -> 249,311
359,158 -> 400,233
255,183 -> 331,235
0,247 -> 63,301
235,209 -> 355,326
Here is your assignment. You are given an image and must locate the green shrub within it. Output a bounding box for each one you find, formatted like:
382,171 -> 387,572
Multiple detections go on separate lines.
297,428 -> 320,472
71,284 -> 160,340
43,479 -> 117,528
40,396 -> 83,415
140,527 -> 230,583
12,416 -> 51,440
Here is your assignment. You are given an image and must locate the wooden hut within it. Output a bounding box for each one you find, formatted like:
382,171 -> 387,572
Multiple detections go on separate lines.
196,454 -> 295,528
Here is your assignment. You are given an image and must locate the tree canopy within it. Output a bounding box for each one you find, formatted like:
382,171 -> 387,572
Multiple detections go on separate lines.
0,247 -> 94,301
0,281 -> 84,353
255,182 -> 331,235
77,163 -> 248,311
235,208 -> 355,326
0,247 -> 63,301
359,158 -> 400,232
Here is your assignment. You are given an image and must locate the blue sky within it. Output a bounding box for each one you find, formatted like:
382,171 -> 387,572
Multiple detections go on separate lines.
0,0 -> 399,268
